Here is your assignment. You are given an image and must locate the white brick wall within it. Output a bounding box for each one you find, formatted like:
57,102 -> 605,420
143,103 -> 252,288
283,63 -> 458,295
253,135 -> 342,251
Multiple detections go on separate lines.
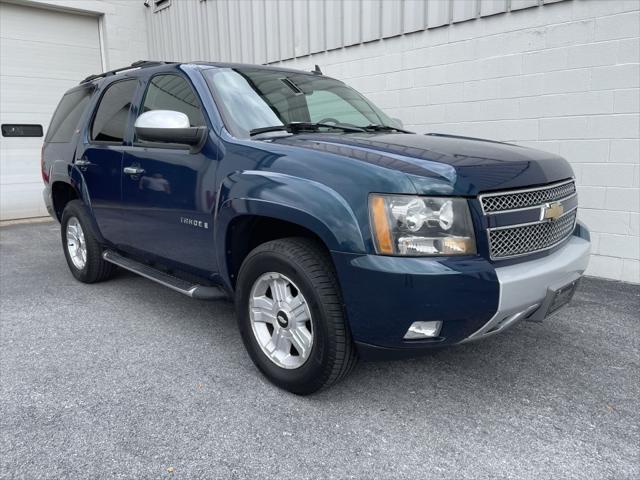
277,0 -> 640,283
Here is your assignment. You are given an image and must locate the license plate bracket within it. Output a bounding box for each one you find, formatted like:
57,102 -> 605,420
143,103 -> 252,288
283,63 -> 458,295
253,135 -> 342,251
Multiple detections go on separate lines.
528,275 -> 581,322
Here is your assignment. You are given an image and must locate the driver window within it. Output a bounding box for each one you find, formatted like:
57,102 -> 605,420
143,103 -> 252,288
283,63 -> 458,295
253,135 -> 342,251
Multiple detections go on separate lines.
306,90 -> 370,125
141,75 -> 205,127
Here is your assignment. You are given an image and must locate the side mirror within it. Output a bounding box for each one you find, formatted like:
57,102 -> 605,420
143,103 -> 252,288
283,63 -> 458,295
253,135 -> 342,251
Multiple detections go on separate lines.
391,117 -> 404,128
135,110 -> 206,148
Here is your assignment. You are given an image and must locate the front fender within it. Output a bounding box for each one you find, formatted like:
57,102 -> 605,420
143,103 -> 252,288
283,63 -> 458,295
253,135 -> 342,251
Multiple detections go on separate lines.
215,170 -> 366,284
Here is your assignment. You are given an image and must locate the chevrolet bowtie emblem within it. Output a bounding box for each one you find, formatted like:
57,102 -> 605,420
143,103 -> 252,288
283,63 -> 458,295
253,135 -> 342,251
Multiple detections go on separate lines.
541,201 -> 564,221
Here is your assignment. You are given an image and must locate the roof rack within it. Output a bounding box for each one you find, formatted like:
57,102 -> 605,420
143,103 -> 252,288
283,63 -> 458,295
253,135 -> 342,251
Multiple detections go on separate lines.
80,60 -> 172,84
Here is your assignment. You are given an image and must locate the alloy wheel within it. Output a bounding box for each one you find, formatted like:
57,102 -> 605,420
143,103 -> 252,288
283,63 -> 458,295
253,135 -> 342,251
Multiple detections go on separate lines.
66,216 -> 87,270
248,272 -> 314,369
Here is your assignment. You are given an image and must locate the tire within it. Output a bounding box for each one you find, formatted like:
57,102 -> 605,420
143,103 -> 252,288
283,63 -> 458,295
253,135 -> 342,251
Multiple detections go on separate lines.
235,237 -> 358,395
61,199 -> 116,283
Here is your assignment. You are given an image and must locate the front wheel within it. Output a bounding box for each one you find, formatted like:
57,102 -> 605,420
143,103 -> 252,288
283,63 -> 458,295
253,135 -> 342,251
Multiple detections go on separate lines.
235,238 -> 357,395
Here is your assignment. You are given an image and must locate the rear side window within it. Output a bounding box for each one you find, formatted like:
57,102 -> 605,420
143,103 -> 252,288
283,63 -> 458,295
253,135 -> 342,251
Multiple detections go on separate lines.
45,88 -> 92,143
91,80 -> 138,143
140,75 -> 205,127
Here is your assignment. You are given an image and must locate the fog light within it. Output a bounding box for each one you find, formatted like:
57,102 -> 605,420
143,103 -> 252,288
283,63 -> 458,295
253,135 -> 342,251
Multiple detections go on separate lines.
404,321 -> 442,340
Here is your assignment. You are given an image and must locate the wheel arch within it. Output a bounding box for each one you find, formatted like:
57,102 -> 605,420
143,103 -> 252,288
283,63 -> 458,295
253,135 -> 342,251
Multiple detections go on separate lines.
215,171 -> 366,291
51,176 -> 105,244
51,181 -> 79,221
222,212 -> 330,290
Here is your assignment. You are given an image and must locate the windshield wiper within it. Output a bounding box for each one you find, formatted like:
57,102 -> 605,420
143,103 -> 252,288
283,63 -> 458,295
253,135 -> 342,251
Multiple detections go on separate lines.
250,122 -> 365,136
362,124 -> 413,134
249,125 -> 289,136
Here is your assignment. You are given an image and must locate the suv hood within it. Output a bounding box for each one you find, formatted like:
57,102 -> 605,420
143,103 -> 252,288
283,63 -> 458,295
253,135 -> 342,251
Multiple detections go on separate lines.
271,132 -> 574,196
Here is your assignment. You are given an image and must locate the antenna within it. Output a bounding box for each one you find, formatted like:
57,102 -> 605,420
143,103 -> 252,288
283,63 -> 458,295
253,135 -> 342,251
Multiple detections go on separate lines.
311,64 -> 323,75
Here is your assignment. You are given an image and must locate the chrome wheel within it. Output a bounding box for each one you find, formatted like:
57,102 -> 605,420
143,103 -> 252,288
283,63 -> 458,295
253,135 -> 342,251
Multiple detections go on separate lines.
66,217 -> 87,270
249,272 -> 314,369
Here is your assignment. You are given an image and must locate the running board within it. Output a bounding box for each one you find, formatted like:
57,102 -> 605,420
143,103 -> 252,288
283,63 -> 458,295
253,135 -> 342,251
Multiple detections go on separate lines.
102,250 -> 227,300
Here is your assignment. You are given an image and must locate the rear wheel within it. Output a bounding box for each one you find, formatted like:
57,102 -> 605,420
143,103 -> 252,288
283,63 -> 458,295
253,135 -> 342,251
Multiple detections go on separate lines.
61,200 -> 115,283
236,237 -> 358,395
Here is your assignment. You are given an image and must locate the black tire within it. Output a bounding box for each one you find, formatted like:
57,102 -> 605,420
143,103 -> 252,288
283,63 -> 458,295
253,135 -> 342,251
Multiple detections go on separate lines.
235,237 -> 358,395
61,199 -> 116,283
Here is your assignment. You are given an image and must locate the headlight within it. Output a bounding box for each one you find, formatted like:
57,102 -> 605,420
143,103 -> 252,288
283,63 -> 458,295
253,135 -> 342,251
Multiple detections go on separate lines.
369,194 -> 476,256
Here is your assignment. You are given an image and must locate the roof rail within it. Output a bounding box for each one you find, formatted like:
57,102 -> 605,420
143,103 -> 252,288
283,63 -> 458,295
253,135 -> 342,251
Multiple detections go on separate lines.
79,60 -> 172,84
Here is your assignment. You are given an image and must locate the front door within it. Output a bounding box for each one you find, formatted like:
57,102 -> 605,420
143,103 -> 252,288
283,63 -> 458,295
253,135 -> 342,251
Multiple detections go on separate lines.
120,74 -> 218,274
80,79 -> 138,245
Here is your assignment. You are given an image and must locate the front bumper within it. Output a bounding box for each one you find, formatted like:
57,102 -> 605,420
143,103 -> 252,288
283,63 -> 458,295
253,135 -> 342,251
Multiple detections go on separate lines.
461,232 -> 590,342
332,224 -> 590,359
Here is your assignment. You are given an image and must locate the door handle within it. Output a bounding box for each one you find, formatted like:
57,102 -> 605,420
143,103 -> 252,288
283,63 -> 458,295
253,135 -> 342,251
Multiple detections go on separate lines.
75,158 -> 93,170
124,166 -> 145,175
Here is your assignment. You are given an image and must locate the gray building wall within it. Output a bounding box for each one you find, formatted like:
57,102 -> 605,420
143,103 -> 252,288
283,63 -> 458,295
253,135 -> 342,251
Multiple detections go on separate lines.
146,0 -> 577,63
151,1 -> 636,283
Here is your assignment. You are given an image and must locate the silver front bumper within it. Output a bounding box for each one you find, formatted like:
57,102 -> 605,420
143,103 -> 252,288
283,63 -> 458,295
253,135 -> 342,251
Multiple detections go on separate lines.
463,230 -> 591,342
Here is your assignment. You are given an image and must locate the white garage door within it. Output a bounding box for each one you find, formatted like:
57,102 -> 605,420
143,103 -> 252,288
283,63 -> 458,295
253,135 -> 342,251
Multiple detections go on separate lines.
0,2 -> 102,220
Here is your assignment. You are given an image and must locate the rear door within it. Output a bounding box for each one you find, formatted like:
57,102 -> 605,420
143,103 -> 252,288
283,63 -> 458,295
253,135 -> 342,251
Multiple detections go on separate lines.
120,73 -> 218,273
78,79 -> 138,245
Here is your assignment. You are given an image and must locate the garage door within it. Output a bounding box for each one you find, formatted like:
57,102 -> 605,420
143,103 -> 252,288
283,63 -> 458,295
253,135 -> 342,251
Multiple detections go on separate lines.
0,2 -> 102,220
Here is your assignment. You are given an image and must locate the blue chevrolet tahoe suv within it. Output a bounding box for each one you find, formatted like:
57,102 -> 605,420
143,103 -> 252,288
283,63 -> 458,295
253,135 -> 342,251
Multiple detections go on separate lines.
42,60 -> 591,394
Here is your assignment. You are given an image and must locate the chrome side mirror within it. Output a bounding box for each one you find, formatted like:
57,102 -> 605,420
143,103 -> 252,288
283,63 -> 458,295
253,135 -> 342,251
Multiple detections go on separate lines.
135,110 -> 206,147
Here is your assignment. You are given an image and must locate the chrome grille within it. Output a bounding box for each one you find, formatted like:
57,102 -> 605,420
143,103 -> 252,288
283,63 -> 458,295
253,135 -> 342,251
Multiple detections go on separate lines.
481,180 -> 576,213
489,209 -> 577,259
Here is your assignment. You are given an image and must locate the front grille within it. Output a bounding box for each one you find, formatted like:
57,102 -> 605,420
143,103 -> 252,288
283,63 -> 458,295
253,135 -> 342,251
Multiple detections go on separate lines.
488,209 -> 577,259
481,180 -> 576,213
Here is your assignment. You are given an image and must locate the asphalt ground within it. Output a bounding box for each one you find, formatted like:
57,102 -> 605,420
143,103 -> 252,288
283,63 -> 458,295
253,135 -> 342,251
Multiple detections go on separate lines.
1,221 -> 638,479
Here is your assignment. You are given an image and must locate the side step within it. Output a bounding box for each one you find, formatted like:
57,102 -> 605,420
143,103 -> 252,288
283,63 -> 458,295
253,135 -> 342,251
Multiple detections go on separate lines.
102,250 -> 227,300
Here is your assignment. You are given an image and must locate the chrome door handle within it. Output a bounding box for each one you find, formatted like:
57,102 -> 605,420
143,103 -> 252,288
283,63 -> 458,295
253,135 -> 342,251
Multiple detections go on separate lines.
75,158 -> 93,171
123,166 -> 145,175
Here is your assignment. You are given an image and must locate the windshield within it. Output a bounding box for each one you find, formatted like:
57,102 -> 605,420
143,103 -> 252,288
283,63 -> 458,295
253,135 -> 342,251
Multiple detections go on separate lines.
202,67 -> 396,137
